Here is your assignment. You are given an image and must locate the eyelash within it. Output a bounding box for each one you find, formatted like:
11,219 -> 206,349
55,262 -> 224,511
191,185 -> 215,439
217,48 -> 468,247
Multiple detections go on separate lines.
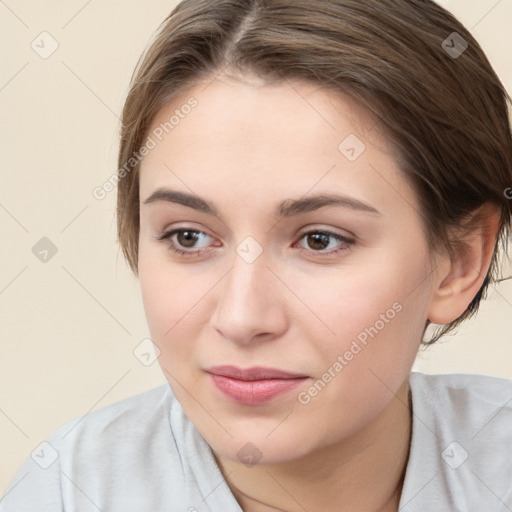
154,228 -> 355,259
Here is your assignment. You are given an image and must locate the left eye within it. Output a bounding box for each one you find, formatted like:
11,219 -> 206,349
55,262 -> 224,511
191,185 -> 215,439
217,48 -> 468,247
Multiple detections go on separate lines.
295,230 -> 353,255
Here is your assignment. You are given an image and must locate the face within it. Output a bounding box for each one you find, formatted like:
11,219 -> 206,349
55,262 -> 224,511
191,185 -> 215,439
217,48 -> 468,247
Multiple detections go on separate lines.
138,75 -> 438,465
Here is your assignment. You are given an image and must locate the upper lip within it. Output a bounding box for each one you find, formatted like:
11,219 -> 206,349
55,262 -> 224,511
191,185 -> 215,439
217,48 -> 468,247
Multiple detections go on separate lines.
205,365 -> 308,381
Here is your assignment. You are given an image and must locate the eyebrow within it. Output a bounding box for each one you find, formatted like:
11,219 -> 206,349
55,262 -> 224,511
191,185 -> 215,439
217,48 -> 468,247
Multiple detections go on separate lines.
143,188 -> 381,218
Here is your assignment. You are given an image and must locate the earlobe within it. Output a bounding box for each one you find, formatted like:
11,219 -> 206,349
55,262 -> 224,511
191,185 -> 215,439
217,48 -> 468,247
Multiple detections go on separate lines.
427,204 -> 501,325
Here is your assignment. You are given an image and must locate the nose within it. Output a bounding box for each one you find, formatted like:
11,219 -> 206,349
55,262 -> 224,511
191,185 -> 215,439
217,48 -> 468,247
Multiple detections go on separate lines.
212,248 -> 288,346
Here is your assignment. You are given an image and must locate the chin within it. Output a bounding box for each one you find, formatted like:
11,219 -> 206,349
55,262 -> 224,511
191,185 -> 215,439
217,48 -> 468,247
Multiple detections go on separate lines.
208,427 -> 319,467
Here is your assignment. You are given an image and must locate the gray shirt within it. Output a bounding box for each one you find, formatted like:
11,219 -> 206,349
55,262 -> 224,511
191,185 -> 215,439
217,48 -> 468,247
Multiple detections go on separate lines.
1,372 -> 511,511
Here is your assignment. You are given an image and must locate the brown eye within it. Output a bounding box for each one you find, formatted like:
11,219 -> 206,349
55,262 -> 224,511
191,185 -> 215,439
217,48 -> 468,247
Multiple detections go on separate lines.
176,230 -> 202,248
305,233 -> 331,251
296,230 -> 354,257
156,228 -> 216,257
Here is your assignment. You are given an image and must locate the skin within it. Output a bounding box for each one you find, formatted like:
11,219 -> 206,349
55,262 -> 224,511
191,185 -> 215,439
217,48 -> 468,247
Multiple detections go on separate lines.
137,74 -> 499,512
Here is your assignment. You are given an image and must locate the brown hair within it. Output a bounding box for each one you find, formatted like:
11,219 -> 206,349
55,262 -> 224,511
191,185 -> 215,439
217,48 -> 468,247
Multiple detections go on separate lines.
117,0 -> 512,344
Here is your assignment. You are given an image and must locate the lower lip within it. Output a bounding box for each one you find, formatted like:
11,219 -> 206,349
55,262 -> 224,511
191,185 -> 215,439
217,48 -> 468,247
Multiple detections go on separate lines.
208,373 -> 309,405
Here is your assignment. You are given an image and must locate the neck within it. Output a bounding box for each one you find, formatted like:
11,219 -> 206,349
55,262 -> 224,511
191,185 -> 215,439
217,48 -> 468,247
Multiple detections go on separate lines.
214,378 -> 412,512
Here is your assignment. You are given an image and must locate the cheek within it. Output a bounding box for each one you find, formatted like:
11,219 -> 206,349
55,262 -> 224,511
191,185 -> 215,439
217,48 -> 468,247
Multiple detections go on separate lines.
139,273 -> 194,342
138,243 -> 183,345
292,261 -> 416,345
292,250 -> 430,387
284,269 -> 426,444
137,244 -> 220,362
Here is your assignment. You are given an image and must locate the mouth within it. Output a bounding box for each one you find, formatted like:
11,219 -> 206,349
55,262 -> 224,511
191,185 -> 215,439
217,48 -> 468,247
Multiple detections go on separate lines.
205,365 -> 310,405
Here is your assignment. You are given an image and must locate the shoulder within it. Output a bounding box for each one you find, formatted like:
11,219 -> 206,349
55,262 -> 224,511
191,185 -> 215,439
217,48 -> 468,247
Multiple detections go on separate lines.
410,371 -> 512,432
409,371 -> 512,457
410,372 -> 512,402
400,372 -> 512,511
1,384 -> 184,511
50,382 -> 183,482
52,382 -> 173,444
2,383 -> 238,511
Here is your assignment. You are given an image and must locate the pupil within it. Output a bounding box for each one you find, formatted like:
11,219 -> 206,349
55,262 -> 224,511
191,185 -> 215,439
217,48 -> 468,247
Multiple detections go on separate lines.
178,231 -> 198,248
308,233 -> 329,250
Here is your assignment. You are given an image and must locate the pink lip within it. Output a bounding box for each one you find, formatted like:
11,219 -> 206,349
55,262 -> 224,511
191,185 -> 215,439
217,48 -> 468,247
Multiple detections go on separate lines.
205,365 -> 310,405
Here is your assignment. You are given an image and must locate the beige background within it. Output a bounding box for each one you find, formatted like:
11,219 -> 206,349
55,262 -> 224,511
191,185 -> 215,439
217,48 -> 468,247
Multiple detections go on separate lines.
1,0 -> 511,493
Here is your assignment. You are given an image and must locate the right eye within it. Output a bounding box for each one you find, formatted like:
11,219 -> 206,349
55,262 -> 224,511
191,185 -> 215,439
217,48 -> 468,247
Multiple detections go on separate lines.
155,228 -> 218,257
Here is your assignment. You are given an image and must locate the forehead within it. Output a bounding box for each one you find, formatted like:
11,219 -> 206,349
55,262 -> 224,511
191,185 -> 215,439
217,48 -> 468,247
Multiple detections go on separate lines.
146,76 -> 383,153
139,77 -> 416,219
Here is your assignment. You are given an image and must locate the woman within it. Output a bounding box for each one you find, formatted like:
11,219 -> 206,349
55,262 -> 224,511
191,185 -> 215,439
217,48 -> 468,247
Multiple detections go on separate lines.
2,0 -> 512,510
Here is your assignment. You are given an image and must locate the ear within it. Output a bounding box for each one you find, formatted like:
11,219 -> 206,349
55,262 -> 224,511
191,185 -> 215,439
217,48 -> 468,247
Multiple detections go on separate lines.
427,203 -> 501,325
